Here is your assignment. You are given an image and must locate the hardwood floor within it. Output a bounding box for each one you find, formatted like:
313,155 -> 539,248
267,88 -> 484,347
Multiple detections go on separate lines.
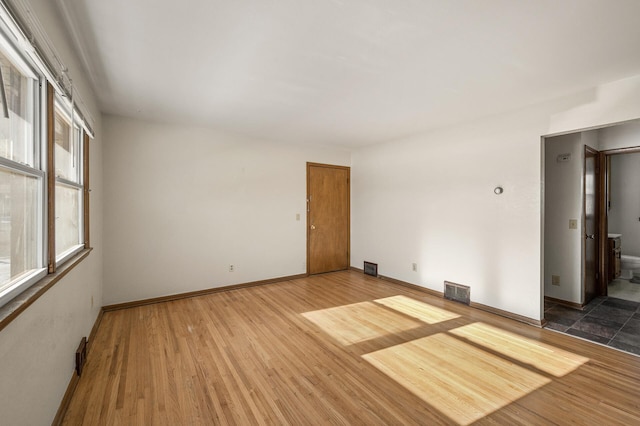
63,271 -> 640,425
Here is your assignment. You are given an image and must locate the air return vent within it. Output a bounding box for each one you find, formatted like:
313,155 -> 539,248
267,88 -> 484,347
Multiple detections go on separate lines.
76,337 -> 87,376
444,281 -> 470,305
364,261 -> 378,277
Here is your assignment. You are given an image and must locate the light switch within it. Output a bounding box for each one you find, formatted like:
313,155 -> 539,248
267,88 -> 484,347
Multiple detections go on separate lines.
569,219 -> 578,230
296,213 -> 300,221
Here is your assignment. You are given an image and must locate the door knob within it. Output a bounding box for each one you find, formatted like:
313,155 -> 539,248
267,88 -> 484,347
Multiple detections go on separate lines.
310,224 -> 316,230
586,234 -> 595,239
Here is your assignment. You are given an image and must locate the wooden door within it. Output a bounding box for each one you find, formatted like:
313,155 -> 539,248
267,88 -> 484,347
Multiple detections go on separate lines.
307,163 -> 350,274
584,146 -> 600,304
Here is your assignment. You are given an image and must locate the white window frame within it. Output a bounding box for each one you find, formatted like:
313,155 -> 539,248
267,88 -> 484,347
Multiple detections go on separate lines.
0,26 -> 47,308
53,98 -> 84,265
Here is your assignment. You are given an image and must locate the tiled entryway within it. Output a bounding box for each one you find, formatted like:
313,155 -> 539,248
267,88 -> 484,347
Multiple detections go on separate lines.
545,297 -> 640,356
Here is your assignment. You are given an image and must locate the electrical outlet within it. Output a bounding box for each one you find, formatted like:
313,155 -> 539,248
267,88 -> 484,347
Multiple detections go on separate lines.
229,264 -> 234,272
552,275 -> 560,286
412,263 -> 417,272
296,213 -> 301,221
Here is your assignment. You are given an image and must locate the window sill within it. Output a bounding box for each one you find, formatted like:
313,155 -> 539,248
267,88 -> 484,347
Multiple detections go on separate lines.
0,247 -> 93,333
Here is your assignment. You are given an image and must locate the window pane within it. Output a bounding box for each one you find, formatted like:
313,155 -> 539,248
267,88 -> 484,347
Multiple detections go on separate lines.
55,183 -> 81,257
0,167 -> 39,292
54,110 -> 80,182
0,49 -> 34,166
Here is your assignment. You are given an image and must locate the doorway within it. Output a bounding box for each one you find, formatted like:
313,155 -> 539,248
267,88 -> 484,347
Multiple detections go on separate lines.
307,163 -> 350,275
543,131 -> 603,309
603,147 -> 640,302
543,120 -> 640,355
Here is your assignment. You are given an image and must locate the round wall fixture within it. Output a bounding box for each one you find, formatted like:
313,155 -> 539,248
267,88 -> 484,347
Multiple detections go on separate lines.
494,186 -> 504,195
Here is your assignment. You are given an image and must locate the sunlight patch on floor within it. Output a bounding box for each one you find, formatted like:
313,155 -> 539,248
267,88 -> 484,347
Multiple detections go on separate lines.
302,301 -> 423,345
374,295 -> 460,324
450,322 -> 589,377
363,332 -> 550,425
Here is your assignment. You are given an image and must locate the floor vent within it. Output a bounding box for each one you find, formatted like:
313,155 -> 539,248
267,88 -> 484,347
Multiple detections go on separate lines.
76,337 -> 87,376
444,281 -> 470,305
364,261 -> 378,277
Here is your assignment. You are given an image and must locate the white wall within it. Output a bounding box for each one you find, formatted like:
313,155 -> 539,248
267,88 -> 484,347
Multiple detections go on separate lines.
352,107 -> 544,320
102,115 -> 350,305
599,119 -> 640,151
352,75 -> 640,321
543,133 -> 587,303
608,152 -> 640,257
549,75 -> 640,134
0,1 -> 103,425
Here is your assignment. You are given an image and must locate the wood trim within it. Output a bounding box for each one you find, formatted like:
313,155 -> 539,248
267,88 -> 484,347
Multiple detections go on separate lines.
601,145 -> 640,155
598,151 -> 608,294
544,295 -> 585,310
583,145 -> 601,303
103,274 -> 309,312
46,82 -> 55,273
83,132 -> 90,248
470,301 -> 545,328
0,248 -> 92,333
51,372 -> 79,426
378,274 -> 444,299
52,307 -> 104,426
359,271 -> 545,328
87,308 -> 104,351
305,162 -> 351,171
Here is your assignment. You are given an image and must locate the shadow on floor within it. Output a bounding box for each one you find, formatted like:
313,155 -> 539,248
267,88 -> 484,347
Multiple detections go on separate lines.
544,297 -> 640,356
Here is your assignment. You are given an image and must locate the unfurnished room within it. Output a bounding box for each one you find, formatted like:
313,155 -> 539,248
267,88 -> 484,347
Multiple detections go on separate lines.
1,0 -> 640,425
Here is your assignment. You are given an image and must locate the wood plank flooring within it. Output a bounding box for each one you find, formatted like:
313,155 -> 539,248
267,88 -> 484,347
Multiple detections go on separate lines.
62,271 -> 640,425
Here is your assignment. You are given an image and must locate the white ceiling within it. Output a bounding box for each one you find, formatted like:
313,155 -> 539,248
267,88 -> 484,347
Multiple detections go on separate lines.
56,0 -> 640,148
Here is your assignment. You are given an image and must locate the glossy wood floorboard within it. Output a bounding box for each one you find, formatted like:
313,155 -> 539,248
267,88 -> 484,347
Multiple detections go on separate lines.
62,271 -> 640,425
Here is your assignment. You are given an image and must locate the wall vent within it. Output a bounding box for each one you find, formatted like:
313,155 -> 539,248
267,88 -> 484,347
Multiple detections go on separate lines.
76,337 -> 87,376
444,281 -> 470,305
364,261 -> 378,277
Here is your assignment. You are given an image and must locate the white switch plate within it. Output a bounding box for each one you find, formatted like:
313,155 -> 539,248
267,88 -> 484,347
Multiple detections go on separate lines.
569,219 -> 578,230
296,213 -> 300,221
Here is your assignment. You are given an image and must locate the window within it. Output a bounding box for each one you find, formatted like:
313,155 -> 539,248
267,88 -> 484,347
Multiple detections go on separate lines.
0,35 -> 45,307
53,103 -> 83,262
0,9 -> 91,313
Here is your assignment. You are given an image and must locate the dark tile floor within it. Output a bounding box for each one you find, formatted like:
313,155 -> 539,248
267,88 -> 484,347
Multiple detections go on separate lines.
544,297 -> 640,356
